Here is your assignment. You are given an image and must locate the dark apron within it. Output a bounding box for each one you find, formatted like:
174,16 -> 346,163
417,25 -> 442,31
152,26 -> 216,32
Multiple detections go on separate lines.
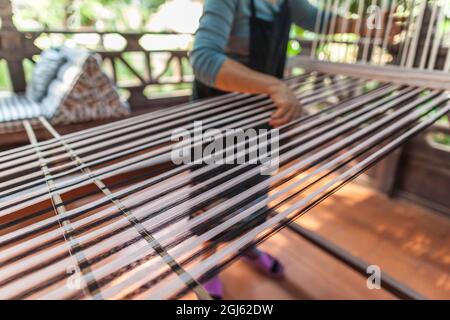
190,0 -> 292,242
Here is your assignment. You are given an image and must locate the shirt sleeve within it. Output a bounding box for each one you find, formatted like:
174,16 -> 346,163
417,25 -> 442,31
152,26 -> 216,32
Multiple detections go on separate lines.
291,0 -> 332,32
190,0 -> 237,87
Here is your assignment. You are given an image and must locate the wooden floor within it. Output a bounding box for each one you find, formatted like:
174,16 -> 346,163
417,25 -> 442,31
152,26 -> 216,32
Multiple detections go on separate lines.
185,181 -> 450,300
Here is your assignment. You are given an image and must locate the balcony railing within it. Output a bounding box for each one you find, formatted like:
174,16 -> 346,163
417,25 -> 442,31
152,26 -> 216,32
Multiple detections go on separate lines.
0,25 -> 450,212
0,27 -> 194,110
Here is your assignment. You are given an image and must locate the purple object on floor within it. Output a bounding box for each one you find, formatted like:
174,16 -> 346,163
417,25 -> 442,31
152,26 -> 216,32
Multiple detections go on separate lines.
242,251 -> 285,279
202,275 -> 223,300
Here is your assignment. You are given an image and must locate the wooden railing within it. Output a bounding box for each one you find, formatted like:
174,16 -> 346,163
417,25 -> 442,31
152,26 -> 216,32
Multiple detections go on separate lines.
0,27 -> 194,110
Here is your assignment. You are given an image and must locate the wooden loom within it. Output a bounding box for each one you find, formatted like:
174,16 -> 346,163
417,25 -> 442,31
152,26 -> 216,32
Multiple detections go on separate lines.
0,0 -> 449,300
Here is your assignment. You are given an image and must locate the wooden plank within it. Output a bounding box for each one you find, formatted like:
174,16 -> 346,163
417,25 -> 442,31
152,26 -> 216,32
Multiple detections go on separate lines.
287,223 -> 424,299
183,228 -> 396,300
289,56 -> 450,91
295,182 -> 450,300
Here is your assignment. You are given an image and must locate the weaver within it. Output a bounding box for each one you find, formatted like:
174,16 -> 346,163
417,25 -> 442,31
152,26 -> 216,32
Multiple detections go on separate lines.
0,0 -> 449,300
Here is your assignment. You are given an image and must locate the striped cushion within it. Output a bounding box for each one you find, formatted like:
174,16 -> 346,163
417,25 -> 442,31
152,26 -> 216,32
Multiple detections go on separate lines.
0,95 -> 42,133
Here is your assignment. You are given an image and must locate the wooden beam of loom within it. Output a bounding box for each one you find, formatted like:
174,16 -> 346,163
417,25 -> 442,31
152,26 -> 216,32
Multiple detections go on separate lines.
289,56 -> 450,92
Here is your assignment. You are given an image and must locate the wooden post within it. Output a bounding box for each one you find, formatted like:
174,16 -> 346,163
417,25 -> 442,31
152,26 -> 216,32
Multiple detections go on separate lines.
0,0 -> 27,92
375,147 -> 404,197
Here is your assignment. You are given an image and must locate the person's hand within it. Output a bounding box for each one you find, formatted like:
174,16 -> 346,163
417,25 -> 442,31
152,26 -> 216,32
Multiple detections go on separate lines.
267,82 -> 303,127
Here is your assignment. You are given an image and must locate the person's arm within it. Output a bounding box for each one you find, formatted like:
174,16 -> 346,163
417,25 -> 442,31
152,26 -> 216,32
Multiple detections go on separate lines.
291,0 -> 335,32
190,0 -> 237,88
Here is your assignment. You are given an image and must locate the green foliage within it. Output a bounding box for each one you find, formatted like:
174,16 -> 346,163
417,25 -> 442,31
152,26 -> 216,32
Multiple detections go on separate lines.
287,25 -> 304,57
13,0 -> 71,29
0,61 -> 12,92
348,0 -> 401,14
431,131 -> 450,147
349,0 -> 379,14
12,0 -> 165,30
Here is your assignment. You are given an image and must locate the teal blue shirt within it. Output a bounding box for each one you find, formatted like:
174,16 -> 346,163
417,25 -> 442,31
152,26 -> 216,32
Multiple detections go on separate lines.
190,0 -> 324,87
